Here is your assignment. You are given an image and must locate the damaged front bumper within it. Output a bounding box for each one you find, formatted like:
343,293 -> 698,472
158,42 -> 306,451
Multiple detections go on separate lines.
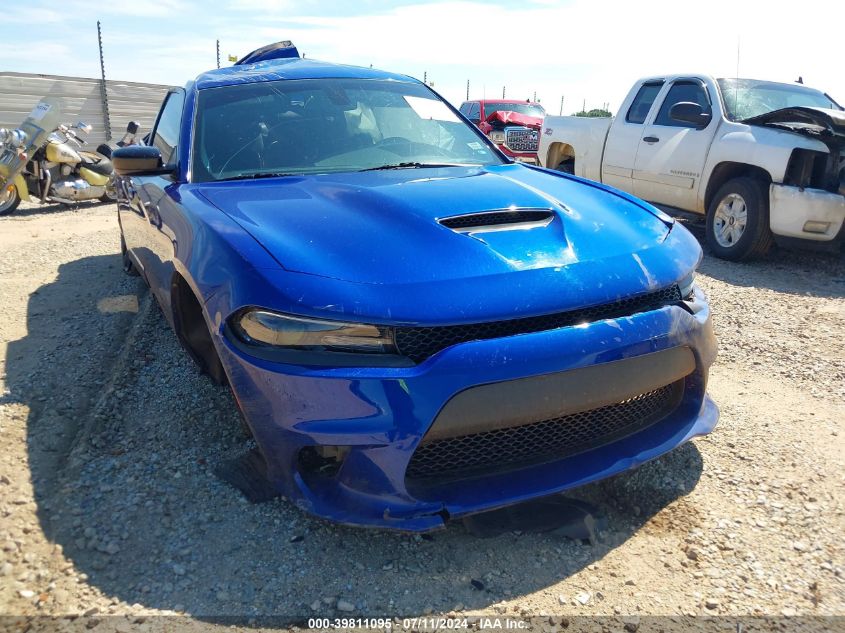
215,288 -> 718,532
769,184 -> 845,242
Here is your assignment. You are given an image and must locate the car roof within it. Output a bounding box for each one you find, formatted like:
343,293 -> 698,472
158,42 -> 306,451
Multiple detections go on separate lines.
194,57 -> 416,90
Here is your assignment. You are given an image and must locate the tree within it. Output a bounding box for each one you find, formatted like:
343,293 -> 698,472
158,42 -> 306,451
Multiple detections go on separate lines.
572,108 -> 612,118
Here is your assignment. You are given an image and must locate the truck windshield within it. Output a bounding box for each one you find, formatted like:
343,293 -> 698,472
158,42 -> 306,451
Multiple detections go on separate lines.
192,78 -> 503,182
718,78 -> 842,122
483,102 -> 545,119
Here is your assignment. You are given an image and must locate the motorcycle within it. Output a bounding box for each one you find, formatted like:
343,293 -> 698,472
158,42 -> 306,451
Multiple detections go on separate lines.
0,97 -> 117,216
96,120 -> 142,202
96,120 -> 141,159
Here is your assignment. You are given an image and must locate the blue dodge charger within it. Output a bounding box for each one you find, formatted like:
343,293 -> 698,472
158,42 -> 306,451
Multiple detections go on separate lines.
113,43 -> 718,531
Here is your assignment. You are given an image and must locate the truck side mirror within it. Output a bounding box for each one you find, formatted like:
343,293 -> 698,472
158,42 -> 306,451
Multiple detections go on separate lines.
669,102 -> 712,128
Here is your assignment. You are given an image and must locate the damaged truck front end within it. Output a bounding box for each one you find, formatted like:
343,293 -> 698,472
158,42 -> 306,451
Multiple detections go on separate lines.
746,106 -> 845,245
484,110 -> 543,165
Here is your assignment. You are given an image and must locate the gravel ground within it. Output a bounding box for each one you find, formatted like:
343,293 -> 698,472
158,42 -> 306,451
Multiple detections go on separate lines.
0,201 -> 843,630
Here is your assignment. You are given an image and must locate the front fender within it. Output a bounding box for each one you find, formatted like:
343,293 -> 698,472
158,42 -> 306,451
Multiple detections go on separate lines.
13,174 -> 28,200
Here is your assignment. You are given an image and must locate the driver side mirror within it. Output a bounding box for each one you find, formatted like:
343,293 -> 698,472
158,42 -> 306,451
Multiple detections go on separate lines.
669,102 -> 712,128
112,145 -> 173,177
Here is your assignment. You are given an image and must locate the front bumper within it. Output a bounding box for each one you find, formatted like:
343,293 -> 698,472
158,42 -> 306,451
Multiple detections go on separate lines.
215,288 -> 718,531
769,184 -> 845,241
495,143 -> 539,164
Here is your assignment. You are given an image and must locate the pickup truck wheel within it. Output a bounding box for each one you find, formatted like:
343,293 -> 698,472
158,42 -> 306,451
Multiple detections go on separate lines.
706,178 -> 773,261
0,183 -> 21,216
556,159 -> 574,174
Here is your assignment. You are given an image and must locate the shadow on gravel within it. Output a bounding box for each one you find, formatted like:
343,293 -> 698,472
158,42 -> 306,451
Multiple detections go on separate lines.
676,216 -> 845,299
11,254 -> 705,619
4,199 -> 112,219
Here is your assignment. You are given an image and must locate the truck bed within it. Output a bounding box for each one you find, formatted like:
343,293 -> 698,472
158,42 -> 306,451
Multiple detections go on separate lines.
539,116 -> 613,182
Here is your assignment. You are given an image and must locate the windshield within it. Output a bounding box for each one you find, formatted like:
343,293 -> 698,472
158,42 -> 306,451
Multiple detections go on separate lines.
192,78 -> 503,182
718,78 -> 842,122
482,102 -> 545,119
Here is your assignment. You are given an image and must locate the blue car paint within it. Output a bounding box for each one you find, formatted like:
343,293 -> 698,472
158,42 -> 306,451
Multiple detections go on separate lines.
120,56 -> 719,531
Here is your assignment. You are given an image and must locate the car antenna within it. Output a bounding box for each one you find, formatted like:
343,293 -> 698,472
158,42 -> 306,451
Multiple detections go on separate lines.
734,35 -> 740,115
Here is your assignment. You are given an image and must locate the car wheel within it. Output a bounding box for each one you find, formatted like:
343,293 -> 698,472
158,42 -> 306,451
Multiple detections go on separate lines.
120,235 -> 140,276
556,159 -> 574,174
0,183 -> 21,216
706,177 -> 773,261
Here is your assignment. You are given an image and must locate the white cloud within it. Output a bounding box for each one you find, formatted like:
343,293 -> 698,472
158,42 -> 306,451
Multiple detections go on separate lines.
3,0 -> 842,113
4,8 -> 63,24
0,42 -> 72,62
239,0 -> 845,110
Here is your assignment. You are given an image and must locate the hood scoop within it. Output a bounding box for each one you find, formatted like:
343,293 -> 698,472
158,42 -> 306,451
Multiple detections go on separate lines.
439,208 -> 554,234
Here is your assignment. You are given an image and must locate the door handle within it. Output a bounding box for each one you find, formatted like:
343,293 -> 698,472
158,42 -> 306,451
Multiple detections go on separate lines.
643,136 -> 660,144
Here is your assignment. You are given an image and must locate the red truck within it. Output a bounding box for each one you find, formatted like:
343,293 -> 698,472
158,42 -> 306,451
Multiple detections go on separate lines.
458,99 -> 545,164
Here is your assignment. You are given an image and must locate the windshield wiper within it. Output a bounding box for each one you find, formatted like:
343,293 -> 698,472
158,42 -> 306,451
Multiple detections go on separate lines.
359,162 -> 473,172
217,172 -> 295,182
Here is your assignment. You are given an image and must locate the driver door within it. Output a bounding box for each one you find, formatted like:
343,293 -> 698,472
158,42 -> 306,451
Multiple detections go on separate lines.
632,79 -> 718,210
119,89 -> 185,307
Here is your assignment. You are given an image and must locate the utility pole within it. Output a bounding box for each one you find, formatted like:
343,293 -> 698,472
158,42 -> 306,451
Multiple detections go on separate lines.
533,90 -> 536,103
96,21 -> 112,141
582,98 -> 586,113
559,95 -> 564,116
466,80 -> 470,100
216,39 -> 220,69
502,86 -> 506,99
423,71 -> 427,84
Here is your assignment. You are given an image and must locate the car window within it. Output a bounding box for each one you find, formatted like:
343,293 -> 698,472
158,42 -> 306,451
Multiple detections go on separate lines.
192,79 -> 502,182
626,82 -> 663,124
654,81 -> 712,127
467,102 -> 480,121
458,102 -> 470,116
152,91 -> 184,165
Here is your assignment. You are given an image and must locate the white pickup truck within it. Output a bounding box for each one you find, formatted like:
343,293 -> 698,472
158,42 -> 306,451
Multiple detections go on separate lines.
538,75 -> 845,260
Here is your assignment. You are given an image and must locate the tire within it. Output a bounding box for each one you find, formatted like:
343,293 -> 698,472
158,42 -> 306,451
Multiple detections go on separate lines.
556,159 -> 575,174
705,177 -> 774,261
0,184 -> 21,216
120,235 -> 140,276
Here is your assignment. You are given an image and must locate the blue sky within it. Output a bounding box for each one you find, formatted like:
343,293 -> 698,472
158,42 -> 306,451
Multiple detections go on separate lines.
2,0 -> 843,113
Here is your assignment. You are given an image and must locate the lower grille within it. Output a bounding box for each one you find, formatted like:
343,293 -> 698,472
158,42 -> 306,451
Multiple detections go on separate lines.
406,380 -> 683,483
395,285 -> 682,364
505,126 -> 539,152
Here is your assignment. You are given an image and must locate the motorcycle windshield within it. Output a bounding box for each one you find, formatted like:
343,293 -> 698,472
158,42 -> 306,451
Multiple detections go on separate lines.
0,97 -> 65,182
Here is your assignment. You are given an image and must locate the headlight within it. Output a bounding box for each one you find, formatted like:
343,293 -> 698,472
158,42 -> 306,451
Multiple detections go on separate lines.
489,131 -> 506,144
232,309 -> 397,355
678,271 -> 696,300
0,128 -> 26,148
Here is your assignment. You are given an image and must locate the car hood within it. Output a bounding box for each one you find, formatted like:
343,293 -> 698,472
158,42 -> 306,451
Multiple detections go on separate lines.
743,106 -> 845,150
198,164 -> 675,287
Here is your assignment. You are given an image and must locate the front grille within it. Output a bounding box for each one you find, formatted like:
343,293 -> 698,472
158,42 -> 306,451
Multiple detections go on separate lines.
406,381 -> 683,483
505,127 -> 539,152
395,285 -> 682,363
439,209 -> 552,230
